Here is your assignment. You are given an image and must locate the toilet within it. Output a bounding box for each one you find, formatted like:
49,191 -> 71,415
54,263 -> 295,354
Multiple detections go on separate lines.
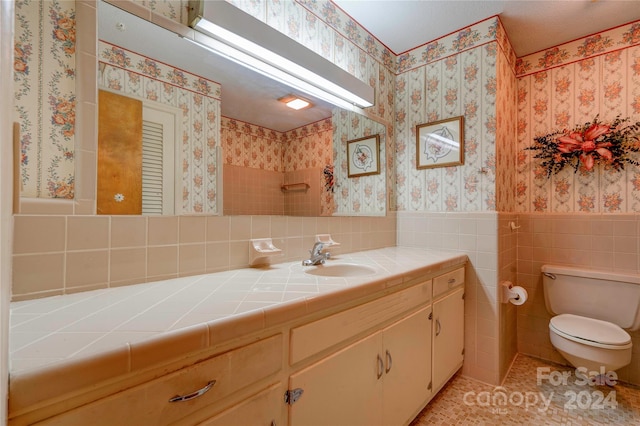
542,264 -> 640,376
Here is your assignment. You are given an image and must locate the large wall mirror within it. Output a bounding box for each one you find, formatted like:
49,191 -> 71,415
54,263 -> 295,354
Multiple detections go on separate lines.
96,0 -> 388,217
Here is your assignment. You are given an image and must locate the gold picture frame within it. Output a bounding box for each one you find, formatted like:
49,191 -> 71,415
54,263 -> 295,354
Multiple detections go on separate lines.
416,116 -> 465,169
347,134 -> 381,177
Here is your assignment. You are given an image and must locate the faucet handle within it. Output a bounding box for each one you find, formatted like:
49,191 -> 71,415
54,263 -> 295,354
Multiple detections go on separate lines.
311,241 -> 325,255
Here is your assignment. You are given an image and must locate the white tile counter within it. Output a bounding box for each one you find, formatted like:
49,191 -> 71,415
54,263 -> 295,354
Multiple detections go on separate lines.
9,247 -> 467,418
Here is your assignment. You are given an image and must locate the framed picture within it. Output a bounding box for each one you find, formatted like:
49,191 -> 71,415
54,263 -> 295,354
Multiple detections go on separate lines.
347,134 -> 380,178
416,116 -> 465,169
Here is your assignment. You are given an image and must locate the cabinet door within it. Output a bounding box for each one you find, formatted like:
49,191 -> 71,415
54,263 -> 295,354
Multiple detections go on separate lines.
288,332 -> 383,426
381,306 -> 432,426
196,383 -> 283,426
432,288 -> 464,392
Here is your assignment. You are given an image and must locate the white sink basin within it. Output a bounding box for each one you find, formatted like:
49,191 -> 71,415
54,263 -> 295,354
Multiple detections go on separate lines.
304,263 -> 377,277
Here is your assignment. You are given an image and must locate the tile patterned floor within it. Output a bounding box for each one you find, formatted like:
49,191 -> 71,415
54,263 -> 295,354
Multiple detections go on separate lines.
411,354 -> 640,425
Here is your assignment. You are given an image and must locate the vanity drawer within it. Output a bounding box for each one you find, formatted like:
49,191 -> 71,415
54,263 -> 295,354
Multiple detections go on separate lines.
290,280 -> 432,365
36,334 -> 282,426
433,267 -> 465,299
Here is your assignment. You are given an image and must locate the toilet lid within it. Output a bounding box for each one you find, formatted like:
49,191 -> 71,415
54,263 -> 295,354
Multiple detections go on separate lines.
550,314 -> 631,346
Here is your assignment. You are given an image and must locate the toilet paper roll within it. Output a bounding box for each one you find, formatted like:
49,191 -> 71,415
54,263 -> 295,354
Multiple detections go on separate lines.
508,286 -> 528,306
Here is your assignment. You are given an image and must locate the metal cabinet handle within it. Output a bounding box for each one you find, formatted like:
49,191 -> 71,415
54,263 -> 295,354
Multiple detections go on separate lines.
385,350 -> 392,374
448,278 -> 456,285
436,319 -> 441,337
168,380 -> 216,403
376,354 -> 384,379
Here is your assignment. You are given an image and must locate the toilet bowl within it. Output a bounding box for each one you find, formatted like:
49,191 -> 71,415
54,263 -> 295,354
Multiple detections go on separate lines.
542,264 -> 640,376
549,314 -> 632,374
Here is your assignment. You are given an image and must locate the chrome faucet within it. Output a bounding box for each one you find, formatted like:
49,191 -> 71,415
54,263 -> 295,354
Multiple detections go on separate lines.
302,242 -> 330,266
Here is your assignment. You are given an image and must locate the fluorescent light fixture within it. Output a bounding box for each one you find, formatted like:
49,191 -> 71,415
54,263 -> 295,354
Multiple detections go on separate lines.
279,95 -> 311,110
187,1 -> 374,110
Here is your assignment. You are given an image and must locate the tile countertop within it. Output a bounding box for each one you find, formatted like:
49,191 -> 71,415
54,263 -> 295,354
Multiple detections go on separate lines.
8,247 -> 467,414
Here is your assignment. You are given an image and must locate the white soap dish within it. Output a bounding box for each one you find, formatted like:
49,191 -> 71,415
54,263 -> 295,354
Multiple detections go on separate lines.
315,234 -> 340,249
250,238 -> 282,266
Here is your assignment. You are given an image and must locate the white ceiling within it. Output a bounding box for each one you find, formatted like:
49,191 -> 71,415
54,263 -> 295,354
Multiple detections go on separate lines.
333,0 -> 640,56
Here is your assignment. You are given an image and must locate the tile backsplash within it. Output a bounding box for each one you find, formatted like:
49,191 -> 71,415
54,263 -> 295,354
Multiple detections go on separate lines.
12,214 -> 396,301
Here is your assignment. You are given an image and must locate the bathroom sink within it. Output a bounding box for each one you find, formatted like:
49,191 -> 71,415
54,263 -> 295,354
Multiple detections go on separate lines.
304,263 -> 377,277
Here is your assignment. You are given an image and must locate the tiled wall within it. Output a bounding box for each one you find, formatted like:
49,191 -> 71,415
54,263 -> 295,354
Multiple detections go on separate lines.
223,165 -> 284,215
516,213 -> 640,385
223,166 -> 328,216
498,213 -> 518,382
283,168 -> 327,216
12,213 -> 397,301
397,211 -> 499,384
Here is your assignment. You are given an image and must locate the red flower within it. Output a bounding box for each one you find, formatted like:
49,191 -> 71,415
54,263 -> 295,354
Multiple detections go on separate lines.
556,124 -> 612,170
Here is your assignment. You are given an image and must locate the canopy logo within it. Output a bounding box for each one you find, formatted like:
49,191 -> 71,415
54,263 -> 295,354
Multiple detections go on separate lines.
462,366 -> 619,415
463,387 -> 552,415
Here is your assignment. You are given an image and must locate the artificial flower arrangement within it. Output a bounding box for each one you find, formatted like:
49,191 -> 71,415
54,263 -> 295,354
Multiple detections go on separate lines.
527,115 -> 640,177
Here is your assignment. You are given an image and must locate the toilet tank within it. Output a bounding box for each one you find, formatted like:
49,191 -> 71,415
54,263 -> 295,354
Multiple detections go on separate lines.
542,264 -> 640,331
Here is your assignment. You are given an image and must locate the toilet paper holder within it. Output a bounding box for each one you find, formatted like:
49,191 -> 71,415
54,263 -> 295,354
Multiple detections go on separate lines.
500,281 -> 528,305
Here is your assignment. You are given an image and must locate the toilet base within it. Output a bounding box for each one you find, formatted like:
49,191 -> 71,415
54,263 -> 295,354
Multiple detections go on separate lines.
550,330 -> 631,376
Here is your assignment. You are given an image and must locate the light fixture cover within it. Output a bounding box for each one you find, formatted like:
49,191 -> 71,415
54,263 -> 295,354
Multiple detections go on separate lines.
279,95 -> 311,110
286,99 -> 310,110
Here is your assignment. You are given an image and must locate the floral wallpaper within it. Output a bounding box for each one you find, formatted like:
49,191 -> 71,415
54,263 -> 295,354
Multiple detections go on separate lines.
333,109 -> 387,215
394,17 -> 517,213
14,0 -> 76,199
496,51 -> 518,212
221,116 -> 333,172
283,118 -> 333,171
221,117 -> 285,172
99,41 -> 222,214
516,22 -> 640,213
131,0 -> 188,25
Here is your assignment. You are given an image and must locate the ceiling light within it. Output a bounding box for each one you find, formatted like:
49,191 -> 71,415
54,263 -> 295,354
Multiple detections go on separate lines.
279,95 -> 311,110
187,1 -> 374,110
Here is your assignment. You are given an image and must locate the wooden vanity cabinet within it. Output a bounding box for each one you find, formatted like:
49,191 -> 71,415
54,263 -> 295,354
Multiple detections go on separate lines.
286,267 -> 464,426
33,335 -> 283,426
15,263 -> 466,426
432,268 -> 465,393
287,306 -> 431,426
